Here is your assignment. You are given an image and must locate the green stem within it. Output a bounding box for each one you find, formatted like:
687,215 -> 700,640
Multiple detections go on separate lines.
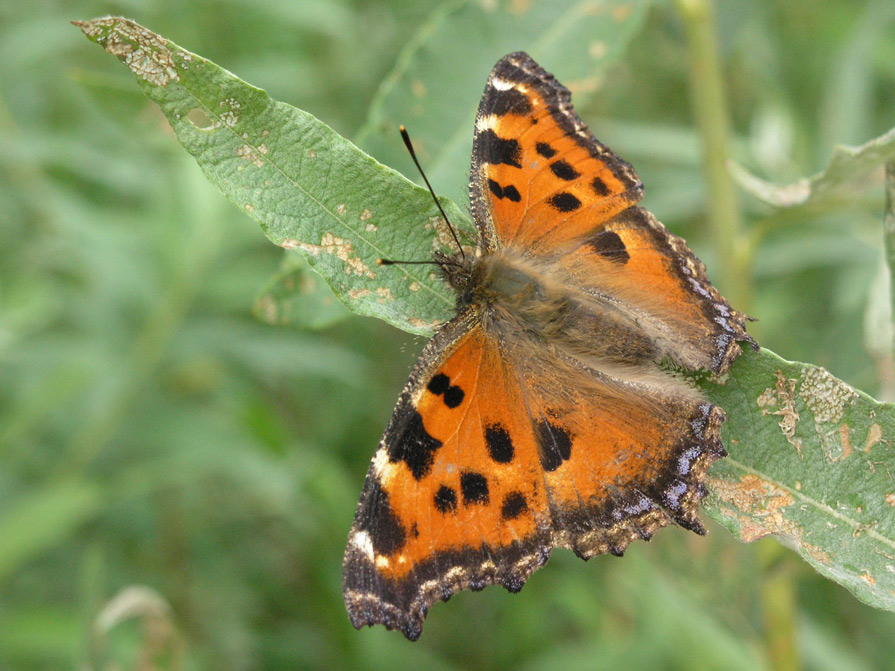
758,540 -> 802,671
674,0 -> 752,311
884,162 -> 895,363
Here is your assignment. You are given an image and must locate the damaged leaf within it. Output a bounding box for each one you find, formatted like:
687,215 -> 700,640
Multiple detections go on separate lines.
75,17 -> 471,336
702,347 -> 895,613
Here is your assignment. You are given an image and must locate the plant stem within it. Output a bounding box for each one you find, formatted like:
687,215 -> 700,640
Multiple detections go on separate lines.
674,0 -> 752,311
884,162 -> 895,364
758,540 -> 802,671
676,2 -> 795,667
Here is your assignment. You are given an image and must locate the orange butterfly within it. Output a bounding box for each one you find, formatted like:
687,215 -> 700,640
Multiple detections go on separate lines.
342,52 -> 754,640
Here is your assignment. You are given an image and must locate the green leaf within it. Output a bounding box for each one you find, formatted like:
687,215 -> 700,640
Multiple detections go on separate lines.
731,126 -> 895,207
75,17 -> 471,336
702,347 -> 895,613
357,0 -> 658,206
253,253 -> 351,330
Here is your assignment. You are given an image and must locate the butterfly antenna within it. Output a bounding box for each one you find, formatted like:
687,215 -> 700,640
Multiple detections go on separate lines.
399,125 -> 465,260
377,257 -> 462,268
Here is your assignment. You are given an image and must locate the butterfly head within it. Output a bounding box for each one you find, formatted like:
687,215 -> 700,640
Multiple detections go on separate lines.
434,248 -> 479,308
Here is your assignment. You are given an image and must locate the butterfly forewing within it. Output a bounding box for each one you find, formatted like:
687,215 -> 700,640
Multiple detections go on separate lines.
343,312 -> 553,640
470,52 -> 643,253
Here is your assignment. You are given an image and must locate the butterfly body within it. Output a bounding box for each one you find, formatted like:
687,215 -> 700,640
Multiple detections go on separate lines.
343,52 -> 755,641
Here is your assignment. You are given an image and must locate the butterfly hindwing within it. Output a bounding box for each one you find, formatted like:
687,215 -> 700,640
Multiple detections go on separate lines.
556,205 -> 754,373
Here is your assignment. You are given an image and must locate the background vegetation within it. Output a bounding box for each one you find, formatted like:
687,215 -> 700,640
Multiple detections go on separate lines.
2,0 -> 895,669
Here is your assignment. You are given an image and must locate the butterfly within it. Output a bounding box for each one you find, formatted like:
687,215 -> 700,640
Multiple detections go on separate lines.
342,52 -> 754,641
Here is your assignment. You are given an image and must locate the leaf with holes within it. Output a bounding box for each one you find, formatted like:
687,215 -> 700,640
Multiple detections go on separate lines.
701,347 -> 895,613
75,16 -> 472,336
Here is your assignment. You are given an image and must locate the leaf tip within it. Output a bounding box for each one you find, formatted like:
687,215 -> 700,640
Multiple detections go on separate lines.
74,17 -> 181,88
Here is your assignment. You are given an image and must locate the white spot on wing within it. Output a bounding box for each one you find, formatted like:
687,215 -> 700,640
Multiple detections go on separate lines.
476,114 -> 499,132
372,448 -> 390,476
491,77 -> 514,91
351,531 -> 375,561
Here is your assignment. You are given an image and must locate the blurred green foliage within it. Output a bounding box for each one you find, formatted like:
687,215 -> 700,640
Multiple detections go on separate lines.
3,0 -> 895,669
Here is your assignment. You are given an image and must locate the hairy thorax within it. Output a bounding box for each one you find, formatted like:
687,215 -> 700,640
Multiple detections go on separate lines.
439,248 -> 661,369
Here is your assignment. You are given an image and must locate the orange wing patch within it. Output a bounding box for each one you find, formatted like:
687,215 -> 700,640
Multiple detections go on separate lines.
470,52 -> 643,252
555,206 -> 752,373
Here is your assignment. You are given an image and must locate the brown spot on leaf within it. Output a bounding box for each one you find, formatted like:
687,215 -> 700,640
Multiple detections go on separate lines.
77,18 -> 180,87
302,233 -> 376,279
799,366 -> 858,424
866,423 -> 883,452
839,424 -> 852,460
709,474 -> 832,565
758,371 -> 802,457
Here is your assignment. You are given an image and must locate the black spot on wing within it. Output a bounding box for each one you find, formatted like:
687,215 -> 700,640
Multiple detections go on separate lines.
386,409 -> 443,480
588,230 -> 630,264
548,192 -> 581,213
460,471 -> 489,505
488,179 -> 521,202
443,386 -> 465,409
434,485 -> 458,514
536,142 -> 557,158
479,129 -> 522,168
489,88 -> 532,116
591,176 -> 611,197
485,424 -> 514,463
501,492 -> 528,520
356,479 -> 406,555
550,159 -> 580,181
427,373 -> 450,395
427,372 -> 465,409
535,419 -> 572,472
